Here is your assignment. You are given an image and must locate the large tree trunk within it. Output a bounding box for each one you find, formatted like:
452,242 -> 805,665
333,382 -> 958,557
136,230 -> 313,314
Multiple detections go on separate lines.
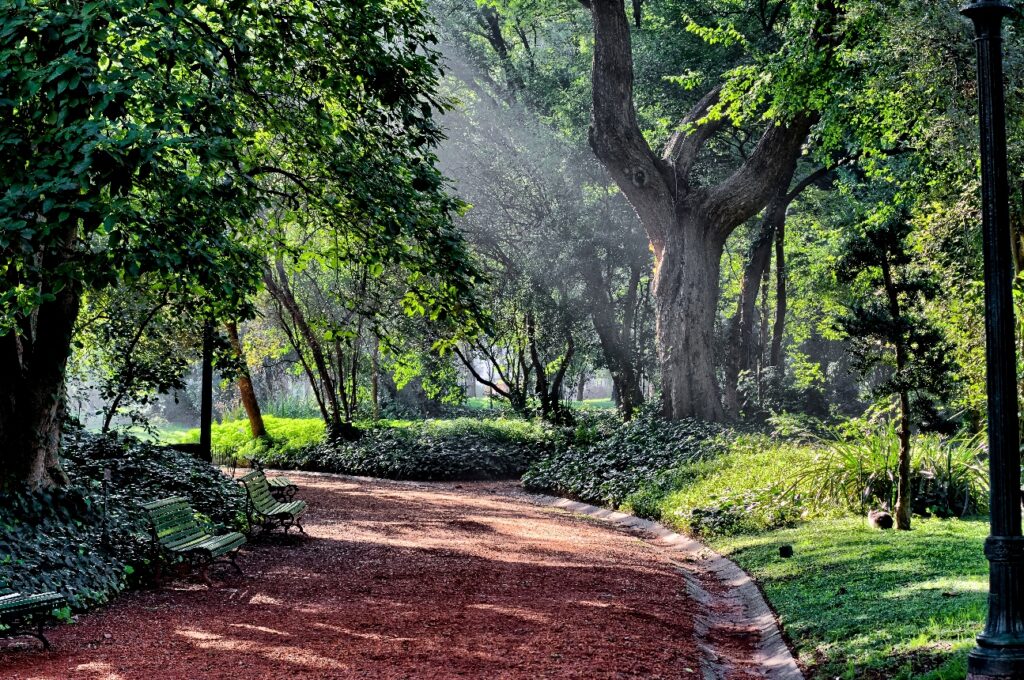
226,321 -> 267,440
0,277 -> 80,490
654,221 -> 726,421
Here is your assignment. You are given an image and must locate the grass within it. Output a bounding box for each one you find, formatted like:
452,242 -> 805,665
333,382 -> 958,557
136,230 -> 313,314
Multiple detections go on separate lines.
710,517 -> 987,679
613,433 -> 989,679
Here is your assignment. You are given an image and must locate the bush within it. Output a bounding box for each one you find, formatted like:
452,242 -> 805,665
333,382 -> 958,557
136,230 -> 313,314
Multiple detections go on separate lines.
176,415 -> 326,465
629,435 -> 822,537
521,407 -> 726,507
0,430 -> 246,613
255,417 -> 561,481
792,421 -> 988,518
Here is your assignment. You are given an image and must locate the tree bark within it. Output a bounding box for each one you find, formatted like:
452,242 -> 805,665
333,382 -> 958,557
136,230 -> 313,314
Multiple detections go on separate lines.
0,278 -> 80,490
581,253 -> 645,419
226,321 -> 267,440
263,259 -> 345,437
724,191 -> 787,415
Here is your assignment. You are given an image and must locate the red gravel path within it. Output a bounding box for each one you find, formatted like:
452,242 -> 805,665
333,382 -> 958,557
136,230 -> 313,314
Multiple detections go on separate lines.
1,474 -> 756,679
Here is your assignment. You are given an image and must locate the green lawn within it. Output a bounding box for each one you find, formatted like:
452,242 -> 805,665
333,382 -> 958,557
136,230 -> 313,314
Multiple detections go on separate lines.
710,517 -> 988,679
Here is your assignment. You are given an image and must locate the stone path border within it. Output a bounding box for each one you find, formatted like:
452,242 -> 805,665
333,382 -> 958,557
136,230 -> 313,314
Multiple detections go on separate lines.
527,494 -> 803,680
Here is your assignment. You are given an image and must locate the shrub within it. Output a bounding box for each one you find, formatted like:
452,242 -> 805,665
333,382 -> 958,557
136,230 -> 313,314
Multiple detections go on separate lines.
521,407 -> 726,506
255,417 -> 561,481
792,421 -> 988,517
176,415 -> 326,465
632,435 -> 821,537
0,430 -> 246,612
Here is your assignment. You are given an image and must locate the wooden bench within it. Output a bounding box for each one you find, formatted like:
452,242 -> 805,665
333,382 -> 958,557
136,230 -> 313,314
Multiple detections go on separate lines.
142,497 -> 246,585
239,470 -> 307,535
0,588 -> 66,649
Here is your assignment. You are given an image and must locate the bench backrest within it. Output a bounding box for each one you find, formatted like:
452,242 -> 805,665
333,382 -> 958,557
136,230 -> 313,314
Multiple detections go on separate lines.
142,497 -> 204,548
239,470 -> 277,514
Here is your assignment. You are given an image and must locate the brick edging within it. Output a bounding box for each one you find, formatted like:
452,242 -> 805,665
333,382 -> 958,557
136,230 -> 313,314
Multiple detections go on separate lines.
526,495 -> 803,680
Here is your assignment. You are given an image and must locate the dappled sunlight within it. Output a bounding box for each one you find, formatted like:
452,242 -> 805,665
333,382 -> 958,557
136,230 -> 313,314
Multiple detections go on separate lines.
467,603 -> 552,625
175,626 -> 351,670
72,661 -> 127,679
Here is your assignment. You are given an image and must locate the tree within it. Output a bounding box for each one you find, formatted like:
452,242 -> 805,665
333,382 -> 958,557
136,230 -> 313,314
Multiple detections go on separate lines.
1,0 -> 476,488
837,204 -> 954,530
581,0 -> 843,420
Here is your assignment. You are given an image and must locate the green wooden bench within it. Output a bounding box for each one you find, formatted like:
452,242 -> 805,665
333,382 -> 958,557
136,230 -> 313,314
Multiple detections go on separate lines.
0,588 -> 66,650
251,462 -> 299,501
142,497 -> 246,585
239,470 -> 307,535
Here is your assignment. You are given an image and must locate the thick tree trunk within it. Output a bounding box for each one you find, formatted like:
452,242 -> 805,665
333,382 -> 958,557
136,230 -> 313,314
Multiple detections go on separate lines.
0,280 -> 80,490
226,321 -> 267,440
584,0 -> 822,420
654,222 -> 725,421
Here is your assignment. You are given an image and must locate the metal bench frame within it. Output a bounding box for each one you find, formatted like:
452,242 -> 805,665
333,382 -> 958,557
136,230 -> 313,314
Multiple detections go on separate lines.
0,589 -> 66,650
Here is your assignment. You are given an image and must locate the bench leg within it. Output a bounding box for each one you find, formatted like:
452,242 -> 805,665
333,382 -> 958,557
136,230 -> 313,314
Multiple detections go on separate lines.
35,622 -> 51,651
228,554 -> 243,575
199,563 -> 213,587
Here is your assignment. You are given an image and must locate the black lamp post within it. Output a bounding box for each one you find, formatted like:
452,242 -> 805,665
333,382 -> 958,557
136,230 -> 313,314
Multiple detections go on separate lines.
962,2 -> 1024,678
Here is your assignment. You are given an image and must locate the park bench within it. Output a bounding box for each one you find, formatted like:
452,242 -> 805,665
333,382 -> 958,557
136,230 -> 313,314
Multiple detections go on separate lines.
239,470 -> 307,535
0,588 -> 67,650
142,497 -> 246,585
252,462 -> 298,501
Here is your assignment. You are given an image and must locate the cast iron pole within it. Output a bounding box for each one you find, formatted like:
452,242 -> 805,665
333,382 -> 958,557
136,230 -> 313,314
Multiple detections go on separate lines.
963,2 -> 1024,678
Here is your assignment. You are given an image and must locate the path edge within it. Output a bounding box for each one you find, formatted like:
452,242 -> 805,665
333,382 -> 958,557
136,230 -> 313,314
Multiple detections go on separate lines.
525,494 -> 803,680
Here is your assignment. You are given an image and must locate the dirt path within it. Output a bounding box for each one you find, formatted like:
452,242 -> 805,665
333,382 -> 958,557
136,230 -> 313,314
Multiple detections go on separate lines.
2,474 -> 765,679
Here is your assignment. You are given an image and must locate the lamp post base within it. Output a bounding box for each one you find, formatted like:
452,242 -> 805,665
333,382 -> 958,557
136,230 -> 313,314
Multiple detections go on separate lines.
968,646 -> 1024,679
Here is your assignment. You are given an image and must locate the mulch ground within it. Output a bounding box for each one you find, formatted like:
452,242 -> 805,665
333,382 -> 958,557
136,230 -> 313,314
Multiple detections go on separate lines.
1,474 -> 761,679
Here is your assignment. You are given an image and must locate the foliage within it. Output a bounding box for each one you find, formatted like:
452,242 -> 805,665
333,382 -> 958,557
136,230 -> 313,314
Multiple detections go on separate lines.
792,420 -> 988,518
252,417 -> 561,481
713,517 -> 988,679
623,434 -> 820,537
177,416 -> 327,466
521,407 -> 726,506
1,430 -> 245,613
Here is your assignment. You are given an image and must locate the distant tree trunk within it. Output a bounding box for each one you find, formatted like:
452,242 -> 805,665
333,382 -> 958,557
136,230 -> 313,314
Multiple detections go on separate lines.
582,255 -> 645,419
371,341 -> 380,420
199,319 -> 214,462
576,373 -> 587,402
880,254 -> 912,530
263,258 -> 346,437
770,221 -> 787,372
724,192 -> 785,415
226,321 -> 267,440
